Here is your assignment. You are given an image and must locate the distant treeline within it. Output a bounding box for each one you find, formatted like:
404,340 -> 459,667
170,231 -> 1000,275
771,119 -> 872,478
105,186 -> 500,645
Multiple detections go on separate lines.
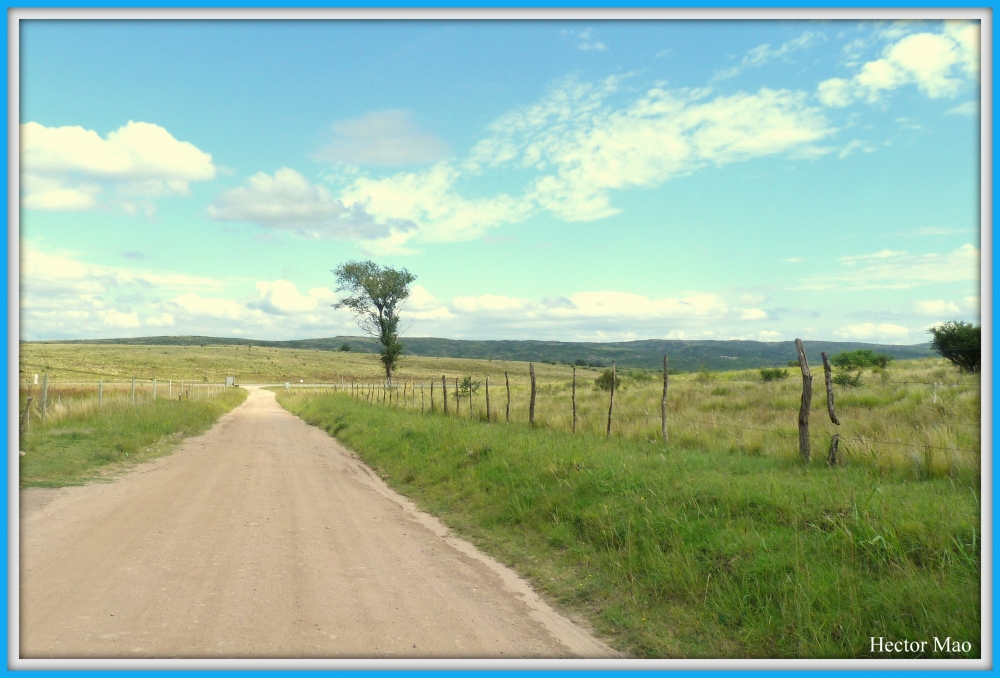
26,335 -> 936,373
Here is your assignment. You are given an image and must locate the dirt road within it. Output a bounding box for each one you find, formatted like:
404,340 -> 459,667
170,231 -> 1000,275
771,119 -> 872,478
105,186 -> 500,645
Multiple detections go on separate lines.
19,386 -> 616,659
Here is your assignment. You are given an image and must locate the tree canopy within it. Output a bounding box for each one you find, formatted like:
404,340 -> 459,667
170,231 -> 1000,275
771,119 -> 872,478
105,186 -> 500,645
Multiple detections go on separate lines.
928,321 -> 980,373
332,260 -> 416,382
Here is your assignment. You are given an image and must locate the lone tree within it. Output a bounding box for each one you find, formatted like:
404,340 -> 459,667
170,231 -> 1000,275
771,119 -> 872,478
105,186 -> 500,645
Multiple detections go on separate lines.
332,260 -> 416,383
928,320 -> 981,373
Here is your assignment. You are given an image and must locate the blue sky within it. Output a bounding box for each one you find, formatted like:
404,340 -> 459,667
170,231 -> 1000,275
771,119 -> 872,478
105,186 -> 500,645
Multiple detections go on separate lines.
19,18 -> 981,344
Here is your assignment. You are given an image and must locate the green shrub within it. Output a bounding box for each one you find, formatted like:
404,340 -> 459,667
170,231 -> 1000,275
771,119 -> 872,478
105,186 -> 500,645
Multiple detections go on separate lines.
832,350 -> 893,370
833,370 -> 863,387
339,343 -> 351,352
594,370 -> 622,391
759,368 -> 789,382
929,321 -> 980,373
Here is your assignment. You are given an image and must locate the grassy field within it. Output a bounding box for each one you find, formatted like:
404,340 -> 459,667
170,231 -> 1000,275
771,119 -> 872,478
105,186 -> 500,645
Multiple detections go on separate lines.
275,388 -> 981,658
20,343 -> 979,476
19,387 -> 247,488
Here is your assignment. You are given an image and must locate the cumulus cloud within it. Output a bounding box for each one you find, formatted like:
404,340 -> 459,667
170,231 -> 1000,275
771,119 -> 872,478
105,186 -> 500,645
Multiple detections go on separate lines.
252,280 -> 337,315
818,22 -> 979,107
315,110 -> 451,166
799,244 -> 979,290
20,121 -> 216,212
563,28 -> 607,52
837,323 -> 911,341
913,299 -> 961,316
208,168 -> 415,241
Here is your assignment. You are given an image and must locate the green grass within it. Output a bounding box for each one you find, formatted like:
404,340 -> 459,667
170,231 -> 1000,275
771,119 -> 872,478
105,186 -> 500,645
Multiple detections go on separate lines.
19,388 -> 247,487
276,389 -> 981,659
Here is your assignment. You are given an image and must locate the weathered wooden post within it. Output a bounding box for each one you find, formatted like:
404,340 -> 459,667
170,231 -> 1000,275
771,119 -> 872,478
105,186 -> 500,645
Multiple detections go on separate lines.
98,380 -> 103,408
528,364 -> 536,426
505,372 -> 511,422
442,375 -> 448,415
421,384 -> 425,413
795,339 -> 812,463
20,396 -> 32,436
606,361 -> 616,437
153,377 -> 157,400
40,372 -> 48,421
131,376 -> 136,405
572,366 -> 577,433
821,351 -> 842,466
430,381 -> 435,411
661,355 -> 669,442
168,379 -> 172,397
485,376 -> 491,422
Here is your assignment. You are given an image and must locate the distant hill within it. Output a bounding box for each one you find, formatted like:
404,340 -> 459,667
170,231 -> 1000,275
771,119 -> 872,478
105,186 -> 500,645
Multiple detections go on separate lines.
27,335 -> 936,372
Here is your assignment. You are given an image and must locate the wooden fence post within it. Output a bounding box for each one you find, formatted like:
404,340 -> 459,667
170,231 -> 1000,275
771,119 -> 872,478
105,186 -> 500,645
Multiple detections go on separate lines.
455,378 -> 460,416
153,377 -> 157,400
606,361 -> 616,437
131,376 -> 136,405
661,355 -> 669,442
430,381 -> 435,411
98,380 -> 103,408
169,379 -> 172,397
486,376 -> 491,422
40,372 -> 48,421
528,364 -> 536,426
795,339 -> 812,463
20,396 -> 32,436
571,366 -> 577,433
442,376 -> 448,415
821,351 -> 842,466
421,384 -> 425,413
505,372 -> 510,422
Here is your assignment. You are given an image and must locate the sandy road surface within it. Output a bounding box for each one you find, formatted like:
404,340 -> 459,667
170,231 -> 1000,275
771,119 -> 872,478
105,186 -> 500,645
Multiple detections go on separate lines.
20,386 -> 616,659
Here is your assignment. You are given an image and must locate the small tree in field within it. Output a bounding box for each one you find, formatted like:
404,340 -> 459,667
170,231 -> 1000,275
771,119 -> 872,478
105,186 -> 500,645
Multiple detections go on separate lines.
928,321 -> 980,373
332,260 -> 416,383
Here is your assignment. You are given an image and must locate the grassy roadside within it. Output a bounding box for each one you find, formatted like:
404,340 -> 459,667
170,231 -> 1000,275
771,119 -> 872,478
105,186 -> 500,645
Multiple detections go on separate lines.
277,389 -> 980,659
19,388 -> 248,488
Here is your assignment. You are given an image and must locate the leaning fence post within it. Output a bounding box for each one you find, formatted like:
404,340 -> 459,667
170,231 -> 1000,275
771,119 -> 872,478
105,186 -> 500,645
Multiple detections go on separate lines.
486,376 -> 491,422
442,375 -> 448,415
505,372 -> 510,422
528,364 -> 536,426
821,351 -> 842,465
795,339 -> 812,463
40,372 -> 48,421
606,361 -> 616,437
661,355 -> 669,442
572,366 -> 577,433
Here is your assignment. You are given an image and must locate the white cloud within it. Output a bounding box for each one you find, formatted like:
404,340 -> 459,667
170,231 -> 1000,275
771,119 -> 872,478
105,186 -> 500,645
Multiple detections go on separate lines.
758,330 -> 783,341
913,299 -> 961,316
100,309 -> 141,328
170,293 -> 247,320
145,313 -> 175,327
468,78 -> 835,222
209,168 -> 413,241
740,308 -> 768,320
818,22 -> 979,107
563,28 -> 607,52
945,100 -> 978,116
315,110 -> 450,166
253,280 -> 337,315
799,244 -> 979,290
837,323 -> 911,341
839,138 -> 876,159
21,121 -> 216,212
713,31 -> 823,81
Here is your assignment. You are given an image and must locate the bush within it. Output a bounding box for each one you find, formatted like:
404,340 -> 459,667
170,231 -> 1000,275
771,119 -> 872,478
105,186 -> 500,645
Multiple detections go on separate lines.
833,370 -> 863,388
594,370 -> 621,391
455,376 -> 481,397
929,321 -> 980,373
831,350 -> 893,370
339,343 -> 351,352
574,359 -> 587,366
760,368 -> 789,382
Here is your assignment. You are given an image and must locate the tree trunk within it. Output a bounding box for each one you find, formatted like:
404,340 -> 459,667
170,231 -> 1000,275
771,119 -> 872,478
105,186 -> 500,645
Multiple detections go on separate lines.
820,351 -> 841,425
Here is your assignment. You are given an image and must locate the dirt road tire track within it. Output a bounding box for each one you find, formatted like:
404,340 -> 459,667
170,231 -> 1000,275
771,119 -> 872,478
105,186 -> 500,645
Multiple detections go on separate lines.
20,386 -> 617,659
